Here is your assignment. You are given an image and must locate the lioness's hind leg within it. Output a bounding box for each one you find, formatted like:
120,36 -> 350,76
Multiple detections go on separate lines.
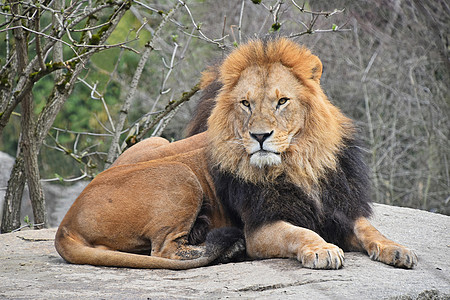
153,228 -> 246,264
246,221 -> 344,269
174,241 -> 206,260
352,217 -> 417,268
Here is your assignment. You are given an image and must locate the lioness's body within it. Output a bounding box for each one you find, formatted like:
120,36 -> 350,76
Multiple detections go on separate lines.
56,38 -> 417,270
56,137 -> 235,269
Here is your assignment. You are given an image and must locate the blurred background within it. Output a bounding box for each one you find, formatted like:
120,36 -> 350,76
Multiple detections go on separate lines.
0,0 -> 448,231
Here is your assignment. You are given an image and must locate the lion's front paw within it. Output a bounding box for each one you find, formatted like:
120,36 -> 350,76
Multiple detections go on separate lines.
299,243 -> 345,269
367,241 -> 418,269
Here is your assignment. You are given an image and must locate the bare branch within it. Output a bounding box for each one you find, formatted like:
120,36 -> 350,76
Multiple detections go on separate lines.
291,0 -> 345,17
178,0 -> 227,49
104,1 -> 183,168
238,0 -> 245,44
134,82 -> 200,145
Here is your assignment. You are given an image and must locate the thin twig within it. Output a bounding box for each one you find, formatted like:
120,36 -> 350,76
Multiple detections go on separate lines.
178,0 -> 227,49
104,1 -> 183,168
238,0 -> 245,44
0,25 -> 79,57
11,223 -> 45,233
51,127 -> 113,137
134,82 -> 200,143
291,0 -> 345,17
41,174 -> 88,182
77,77 -> 115,132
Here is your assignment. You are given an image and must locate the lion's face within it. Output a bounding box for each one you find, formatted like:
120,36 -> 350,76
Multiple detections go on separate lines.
206,38 -> 352,189
231,63 -> 306,168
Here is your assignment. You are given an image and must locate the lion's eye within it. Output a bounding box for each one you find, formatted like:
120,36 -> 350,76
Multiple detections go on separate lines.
241,100 -> 250,107
277,97 -> 289,106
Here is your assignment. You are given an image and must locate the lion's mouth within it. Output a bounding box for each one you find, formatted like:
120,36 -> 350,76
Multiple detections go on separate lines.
249,150 -> 282,167
252,149 -> 280,156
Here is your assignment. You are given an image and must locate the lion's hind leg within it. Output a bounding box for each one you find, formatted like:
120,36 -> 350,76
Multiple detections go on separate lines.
351,217 -> 418,268
246,221 -> 345,269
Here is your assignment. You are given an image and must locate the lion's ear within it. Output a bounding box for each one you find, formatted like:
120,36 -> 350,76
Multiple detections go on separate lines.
310,55 -> 323,82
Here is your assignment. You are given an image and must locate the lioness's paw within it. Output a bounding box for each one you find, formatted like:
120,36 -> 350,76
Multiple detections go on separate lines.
367,241 -> 418,269
299,243 -> 345,269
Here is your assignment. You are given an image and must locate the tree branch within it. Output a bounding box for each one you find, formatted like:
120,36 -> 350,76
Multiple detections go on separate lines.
104,1 -> 182,168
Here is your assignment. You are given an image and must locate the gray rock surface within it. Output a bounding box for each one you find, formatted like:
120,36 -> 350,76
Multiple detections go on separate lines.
0,151 -> 16,220
0,203 -> 449,299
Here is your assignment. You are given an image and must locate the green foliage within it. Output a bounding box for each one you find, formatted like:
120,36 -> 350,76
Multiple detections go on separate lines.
23,216 -> 32,227
271,22 -> 282,32
108,11 -> 152,47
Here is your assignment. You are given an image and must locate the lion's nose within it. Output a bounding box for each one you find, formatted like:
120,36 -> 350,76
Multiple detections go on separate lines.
250,131 -> 273,148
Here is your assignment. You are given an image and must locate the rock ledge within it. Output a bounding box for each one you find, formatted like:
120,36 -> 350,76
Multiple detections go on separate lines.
0,204 -> 449,299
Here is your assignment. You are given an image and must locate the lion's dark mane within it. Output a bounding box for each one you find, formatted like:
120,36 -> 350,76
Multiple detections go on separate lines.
185,79 -> 222,137
210,137 -> 372,251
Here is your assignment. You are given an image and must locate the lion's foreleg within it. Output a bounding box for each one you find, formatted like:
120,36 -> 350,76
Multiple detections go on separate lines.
245,221 -> 344,269
351,217 -> 417,268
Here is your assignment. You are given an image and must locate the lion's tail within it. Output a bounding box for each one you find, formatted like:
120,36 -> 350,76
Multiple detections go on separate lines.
55,227 -> 245,270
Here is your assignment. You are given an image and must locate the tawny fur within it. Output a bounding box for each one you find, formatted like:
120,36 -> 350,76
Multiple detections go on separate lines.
55,38 -> 417,270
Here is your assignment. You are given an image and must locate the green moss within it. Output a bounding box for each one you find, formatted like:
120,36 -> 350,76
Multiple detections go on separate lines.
271,22 -> 281,31
89,34 -> 101,45
29,62 -> 66,81
0,77 -> 10,88
97,23 -> 111,40
87,21 -> 112,46
46,61 -> 64,69
99,24 -> 111,35
29,72 -> 39,80
56,70 -> 73,93
68,60 -> 78,69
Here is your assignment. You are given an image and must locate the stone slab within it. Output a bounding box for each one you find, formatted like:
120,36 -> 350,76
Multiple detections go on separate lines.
0,204 -> 449,299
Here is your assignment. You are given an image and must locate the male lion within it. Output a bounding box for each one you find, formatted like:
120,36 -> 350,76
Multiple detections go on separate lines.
55,38 -> 417,270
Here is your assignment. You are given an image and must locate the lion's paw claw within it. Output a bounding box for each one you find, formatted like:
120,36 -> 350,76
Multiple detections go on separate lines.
368,242 -> 418,269
299,243 -> 345,269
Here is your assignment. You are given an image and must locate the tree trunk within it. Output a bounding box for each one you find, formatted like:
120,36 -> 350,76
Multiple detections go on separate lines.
1,2 -> 34,232
21,91 -> 48,229
1,0 -> 131,232
0,153 -> 25,233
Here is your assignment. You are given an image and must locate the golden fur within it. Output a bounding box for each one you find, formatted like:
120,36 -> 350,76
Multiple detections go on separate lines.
55,38 -> 417,269
207,39 -> 352,193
